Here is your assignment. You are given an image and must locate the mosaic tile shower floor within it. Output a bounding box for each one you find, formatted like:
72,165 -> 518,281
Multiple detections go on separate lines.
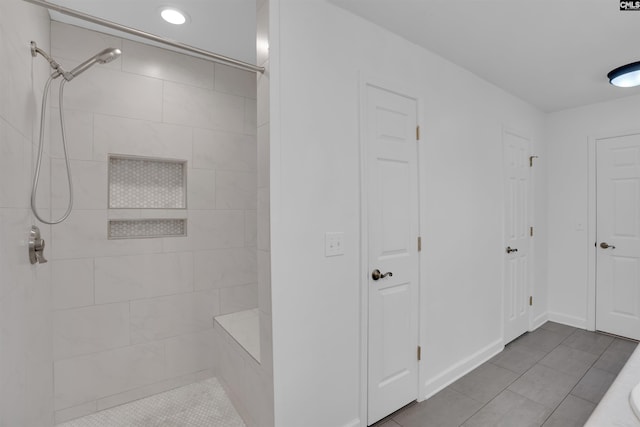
57,378 -> 245,427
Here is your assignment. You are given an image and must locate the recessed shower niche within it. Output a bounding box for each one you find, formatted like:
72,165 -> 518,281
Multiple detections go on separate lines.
107,155 -> 187,239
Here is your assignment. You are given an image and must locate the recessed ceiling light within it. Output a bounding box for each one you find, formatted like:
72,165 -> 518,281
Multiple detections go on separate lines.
161,8 -> 187,25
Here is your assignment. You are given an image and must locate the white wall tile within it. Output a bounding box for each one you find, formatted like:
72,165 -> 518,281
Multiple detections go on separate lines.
257,188 -> 270,252
244,98 -> 257,136
121,40 -> 214,89
216,171 -> 257,210
194,247 -> 257,290
164,330 -> 216,378
190,210 -> 246,250
219,283 -> 258,315
257,65 -> 270,126
54,342 -> 165,410
258,250 -> 272,315
53,302 -> 130,360
52,258 -> 94,310
52,159 -> 107,210
193,128 -> 256,171
188,169 -> 216,210
54,400 -> 97,425
93,114 -> 193,162
51,21 -> 122,71
163,81 -> 245,133
215,64 -> 257,99
0,119 -> 30,208
130,290 -> 219,344
49,108 -> 94,160
95,369 -> 213,412
257,124 -> 270,189
52,67 -> 163,122
51,210 -> 163,259
0,209 -> 38,300
245,211 -> 257,247
94,252 -> 194,304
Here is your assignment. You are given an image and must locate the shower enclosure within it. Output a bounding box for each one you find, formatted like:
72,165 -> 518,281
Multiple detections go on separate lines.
0,0 -> 272,425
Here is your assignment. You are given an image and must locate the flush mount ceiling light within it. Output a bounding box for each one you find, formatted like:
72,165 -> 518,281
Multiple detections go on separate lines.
160,8 -> 187,25
608,61 -> 640,87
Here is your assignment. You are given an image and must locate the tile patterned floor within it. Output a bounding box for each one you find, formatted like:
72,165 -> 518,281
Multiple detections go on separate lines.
374,322 -> 638,427
57,377 -> 245,427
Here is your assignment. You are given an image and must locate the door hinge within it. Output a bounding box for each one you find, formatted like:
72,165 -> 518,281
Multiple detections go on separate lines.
416,126 -> 420,141
529,155 -> 539,167
417,345 -> 422,361
529,296 -> 533,306
417,236 -> 422,252
529,226 -> 534,237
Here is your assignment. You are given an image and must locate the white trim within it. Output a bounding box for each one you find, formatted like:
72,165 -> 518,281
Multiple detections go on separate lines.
501,126 -> 535,343
358,72 -> 422,426
548,311 -> 588,329
587,129 -> 640,333
531,312 -> 549,331
587,136 -> 597,332
341,418 -> 362,427
420,338 -> 503,401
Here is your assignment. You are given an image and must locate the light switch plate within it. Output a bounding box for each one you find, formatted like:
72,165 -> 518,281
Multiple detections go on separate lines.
325,232 -> 345,257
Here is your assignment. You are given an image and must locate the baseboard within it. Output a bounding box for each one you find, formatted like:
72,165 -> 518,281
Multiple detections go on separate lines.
547,312 -> 588,330
531,312 -> 549,331
420,338 -> 503,401
342,418 -> 361,427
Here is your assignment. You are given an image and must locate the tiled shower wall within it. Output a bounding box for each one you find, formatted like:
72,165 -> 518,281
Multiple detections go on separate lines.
0,1 -> 54,426
49,22 -> 258,423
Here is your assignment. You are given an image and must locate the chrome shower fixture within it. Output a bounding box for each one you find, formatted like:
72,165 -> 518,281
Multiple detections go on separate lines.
29,41 -> 122,225
30,41 -> 121,81
63,47 -> 121,81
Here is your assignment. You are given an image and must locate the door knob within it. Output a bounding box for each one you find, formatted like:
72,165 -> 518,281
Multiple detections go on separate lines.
371,269 -> 393,281
600,242 -> 616,249
506,246 -> 518,254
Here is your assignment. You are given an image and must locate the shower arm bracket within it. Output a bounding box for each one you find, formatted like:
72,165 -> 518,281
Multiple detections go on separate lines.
30,41 -> 66,79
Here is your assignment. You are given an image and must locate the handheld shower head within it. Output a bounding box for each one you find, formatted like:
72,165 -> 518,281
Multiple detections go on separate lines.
63,48 -> 121,81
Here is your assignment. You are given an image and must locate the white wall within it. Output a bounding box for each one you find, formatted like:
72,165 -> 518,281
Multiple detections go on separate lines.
48,22 -> 258,423
0,1 -> 53,426
547,92 -> 640,328
269,1 -> 547,426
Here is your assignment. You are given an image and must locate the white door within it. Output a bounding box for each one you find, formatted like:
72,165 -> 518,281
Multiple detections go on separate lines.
503,130 -> 531,344
596,134 -> 640,341
365,84 -> 420,425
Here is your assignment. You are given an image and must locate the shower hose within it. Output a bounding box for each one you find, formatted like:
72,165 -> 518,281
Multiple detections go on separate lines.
30,75 -> 74,225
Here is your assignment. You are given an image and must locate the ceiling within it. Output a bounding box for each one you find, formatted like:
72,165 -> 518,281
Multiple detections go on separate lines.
43,0 -> 640,112
329,0 -> 640,112
46,0 -> 256,64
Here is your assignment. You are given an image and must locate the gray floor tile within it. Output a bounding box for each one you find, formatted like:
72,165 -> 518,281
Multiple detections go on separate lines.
542,395 -> 595,427
571,367 -> 617,404
562,330 -> 613,356
373,418 -> 402,427
507,364 -> 580,409
593,344 -> 635,375
540,322 -> 578,339
462,389 -> 551,427
450,363 -> 519,404
392,388 -> 483,427
513,328 -> 566,353
607,337 -> 638,355
537,344 -> 598,379
490,343 -> 547,375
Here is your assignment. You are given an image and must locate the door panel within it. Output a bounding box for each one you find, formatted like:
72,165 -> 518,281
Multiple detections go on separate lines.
366,85 -> 419,425
596,134 -> 640,340
503,131 -> 531,344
